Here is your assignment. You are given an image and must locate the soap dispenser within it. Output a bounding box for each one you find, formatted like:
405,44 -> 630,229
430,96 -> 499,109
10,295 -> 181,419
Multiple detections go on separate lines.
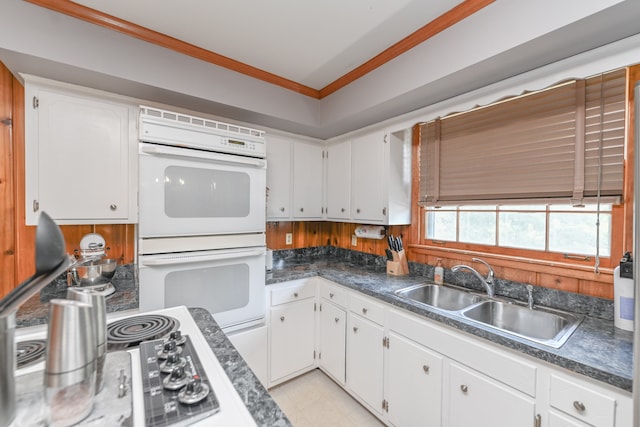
434,259 -> 444,285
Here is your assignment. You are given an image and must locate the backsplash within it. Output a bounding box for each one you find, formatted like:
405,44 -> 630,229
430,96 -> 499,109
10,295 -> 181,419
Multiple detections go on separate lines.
274,246 -> 614,321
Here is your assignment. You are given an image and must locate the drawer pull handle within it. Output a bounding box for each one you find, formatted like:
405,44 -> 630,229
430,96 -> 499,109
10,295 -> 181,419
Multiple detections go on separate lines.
329,293 -> 335,298
294,292 -> 299,298
110,204 -> 117,211
460,384 -> 468,393
362,308 -> 368,315
280,316 -> 285,322
423,365 -> 429,373
573,401 -> 586,413
353,326 -> 358,333
280,207 -> 285,212
334,317 -> 340,323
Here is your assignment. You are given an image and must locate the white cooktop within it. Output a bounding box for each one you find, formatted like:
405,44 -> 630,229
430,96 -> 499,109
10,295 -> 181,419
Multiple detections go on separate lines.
15,306 -> 257,427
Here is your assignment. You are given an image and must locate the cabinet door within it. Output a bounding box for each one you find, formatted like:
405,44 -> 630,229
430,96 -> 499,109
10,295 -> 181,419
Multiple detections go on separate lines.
266,135 -> 291,219
346,312 -> 384,415
318,300 -> 346,384
292,141 -> 324,219
326,140 -> 351,220
449,362 -> 535,427
351,131 -> 385,222
270,299 -> 316,383
386,332 -> 443,427
26,87 -> 133,224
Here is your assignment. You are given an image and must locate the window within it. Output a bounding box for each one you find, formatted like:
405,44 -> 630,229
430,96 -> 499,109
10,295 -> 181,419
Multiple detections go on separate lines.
426,204 -> 612,257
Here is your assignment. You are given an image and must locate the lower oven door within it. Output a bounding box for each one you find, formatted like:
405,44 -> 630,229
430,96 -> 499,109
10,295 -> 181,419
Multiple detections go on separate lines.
139,247 -> 266,331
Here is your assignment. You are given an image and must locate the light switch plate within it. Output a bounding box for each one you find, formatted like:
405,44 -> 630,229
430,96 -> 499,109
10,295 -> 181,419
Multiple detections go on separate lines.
286,233 -> 293,245
351,235 -> 357,246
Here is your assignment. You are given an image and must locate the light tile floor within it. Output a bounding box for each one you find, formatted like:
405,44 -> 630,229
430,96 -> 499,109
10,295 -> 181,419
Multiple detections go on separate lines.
269,369 -> 385,427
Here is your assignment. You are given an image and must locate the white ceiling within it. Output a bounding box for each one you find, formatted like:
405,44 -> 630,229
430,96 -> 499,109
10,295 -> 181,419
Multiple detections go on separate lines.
2,0 -> 640,139
71,0 -> 464,90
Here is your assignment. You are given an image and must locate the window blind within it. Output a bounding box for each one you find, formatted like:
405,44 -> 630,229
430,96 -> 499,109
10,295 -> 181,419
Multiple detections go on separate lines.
419,69 -> 626,206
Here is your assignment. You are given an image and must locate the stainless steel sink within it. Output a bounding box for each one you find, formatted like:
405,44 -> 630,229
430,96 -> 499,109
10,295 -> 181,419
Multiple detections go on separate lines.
395,284 -> 484,311
461,300 -> 582,348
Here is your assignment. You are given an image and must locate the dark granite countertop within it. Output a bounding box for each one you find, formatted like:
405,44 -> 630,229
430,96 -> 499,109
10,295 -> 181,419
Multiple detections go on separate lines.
188,308 -> 291,427
267,250 -> 634,393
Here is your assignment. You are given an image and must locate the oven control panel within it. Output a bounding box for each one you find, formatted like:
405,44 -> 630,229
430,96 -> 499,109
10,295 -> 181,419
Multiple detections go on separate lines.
139,335 -> 220,427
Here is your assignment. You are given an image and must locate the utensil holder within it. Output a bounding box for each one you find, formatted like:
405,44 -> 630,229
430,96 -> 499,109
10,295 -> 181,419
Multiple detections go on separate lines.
387,249 -> 409,276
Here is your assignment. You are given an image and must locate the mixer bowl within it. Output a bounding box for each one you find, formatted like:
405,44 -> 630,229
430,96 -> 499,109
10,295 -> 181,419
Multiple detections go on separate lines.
69,259 -> 117,286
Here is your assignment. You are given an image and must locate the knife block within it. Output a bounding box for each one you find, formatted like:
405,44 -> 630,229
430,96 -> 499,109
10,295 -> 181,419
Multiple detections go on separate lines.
387,249 -> 409,276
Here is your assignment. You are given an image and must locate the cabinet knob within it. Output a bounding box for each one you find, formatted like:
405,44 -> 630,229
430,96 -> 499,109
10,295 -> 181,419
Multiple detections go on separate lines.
293,292 -> 299,298
353,326 -> 358,333
329,293 -> 334,298
334,317 -> 340,323
356,208 -> 361,213
460,384 -> 468,393
573,401 -> 586,413
280,207 -> 285,212
280,316 -> 285,322
300,208 -> 304,212
362,308 -> 368,315
110,204 -> 117,211
341,208 -> 345,212
423,365 -> 430,373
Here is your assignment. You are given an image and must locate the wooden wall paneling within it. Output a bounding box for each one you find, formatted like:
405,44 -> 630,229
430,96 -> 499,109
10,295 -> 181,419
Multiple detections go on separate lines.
537,273 -> 579,293
1,61 -> 15,297
578,280 -> 613,299
622,65 -> 640,256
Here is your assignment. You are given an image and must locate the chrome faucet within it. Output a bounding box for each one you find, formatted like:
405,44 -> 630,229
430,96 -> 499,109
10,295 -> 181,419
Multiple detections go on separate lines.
451,258 -> 495,298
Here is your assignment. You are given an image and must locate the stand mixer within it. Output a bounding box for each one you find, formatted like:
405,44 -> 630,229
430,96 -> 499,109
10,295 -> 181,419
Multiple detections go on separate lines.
67,233 -> 117,297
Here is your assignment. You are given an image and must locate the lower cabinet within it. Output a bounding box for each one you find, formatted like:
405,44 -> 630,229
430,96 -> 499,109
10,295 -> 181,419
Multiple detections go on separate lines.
346,312 -> 384,415
266,279 -> 632,427
386,331 -> 443,427
226,324 -> 268,388
269,297 -> 316,384
318,299 -> 346,384
448,362 -> 535,427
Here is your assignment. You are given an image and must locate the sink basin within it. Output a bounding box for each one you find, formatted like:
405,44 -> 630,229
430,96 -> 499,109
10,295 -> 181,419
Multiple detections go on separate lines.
461,300 -> 582,348
395,284 -> 484,311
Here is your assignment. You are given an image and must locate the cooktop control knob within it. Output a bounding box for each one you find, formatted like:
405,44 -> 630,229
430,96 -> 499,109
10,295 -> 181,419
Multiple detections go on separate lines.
178,377 -> 210,405
159,351 -> 187,374
162,366 -> 190,390
157,340 -> 182,359
168,330 -> 187,346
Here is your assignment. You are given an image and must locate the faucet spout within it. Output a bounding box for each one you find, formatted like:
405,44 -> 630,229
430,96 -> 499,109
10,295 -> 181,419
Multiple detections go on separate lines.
451,257 -> 495,297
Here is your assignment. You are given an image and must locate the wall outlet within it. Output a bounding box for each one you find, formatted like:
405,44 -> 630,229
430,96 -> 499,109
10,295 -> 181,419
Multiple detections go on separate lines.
285,233 -> 293,245
351,235 -> 357,246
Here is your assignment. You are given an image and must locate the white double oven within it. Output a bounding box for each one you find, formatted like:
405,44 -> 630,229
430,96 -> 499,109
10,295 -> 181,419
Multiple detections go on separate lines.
137,106 -> 267,333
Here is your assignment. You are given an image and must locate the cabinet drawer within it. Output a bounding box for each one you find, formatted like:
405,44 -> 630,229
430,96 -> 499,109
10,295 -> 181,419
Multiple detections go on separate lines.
319,282 -> 347,308
549,374 -> 616,427
270,280 -> 315,306
348,292 -> 385,325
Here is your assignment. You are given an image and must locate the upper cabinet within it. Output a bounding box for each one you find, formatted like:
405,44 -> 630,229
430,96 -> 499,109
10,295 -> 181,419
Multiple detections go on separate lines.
335,128 -> 412,225
24,76 -> 138,225
266,134 -> 324,221
326,139 -> 351,220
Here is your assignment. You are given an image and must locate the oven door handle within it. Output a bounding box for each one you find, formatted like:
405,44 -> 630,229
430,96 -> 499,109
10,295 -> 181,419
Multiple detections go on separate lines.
140,144 -> 266,168
140,249 -> 265,266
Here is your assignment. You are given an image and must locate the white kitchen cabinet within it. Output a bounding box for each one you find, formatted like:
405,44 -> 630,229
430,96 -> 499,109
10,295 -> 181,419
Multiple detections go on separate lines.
325,139 -> 351,220
350,128 -> 411,225
318,299 -> 346,384
549,410 -> 591,427
448,361 -> 535,427
265,135 -> 324,221
346,292 -> 386,416
24,76 -> 138,225
292,140 -> 324,219
351,130 -> 386,223
268,279 -> 317,385
385,331 -> 443,427
266,134 -> 292,219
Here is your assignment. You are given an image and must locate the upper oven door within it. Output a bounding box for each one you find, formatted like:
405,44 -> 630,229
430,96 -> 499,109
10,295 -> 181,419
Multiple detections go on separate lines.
139,142 -> 266,238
